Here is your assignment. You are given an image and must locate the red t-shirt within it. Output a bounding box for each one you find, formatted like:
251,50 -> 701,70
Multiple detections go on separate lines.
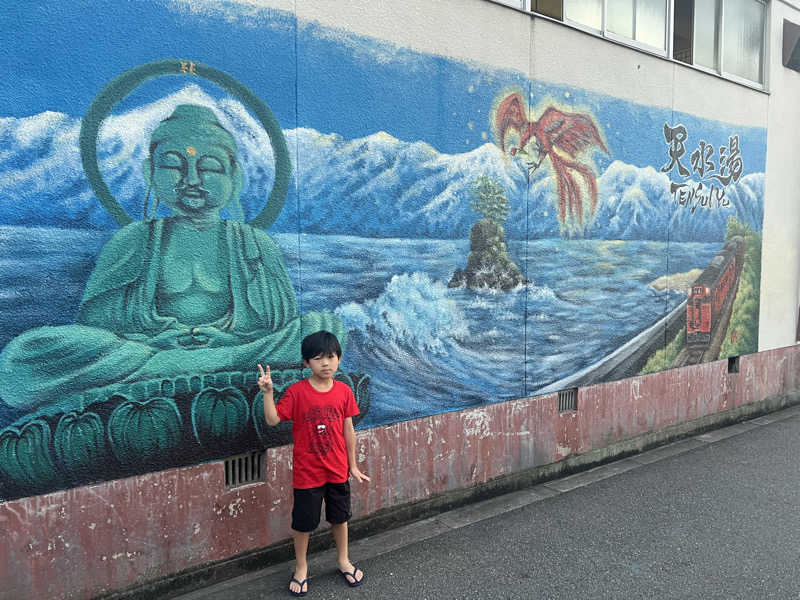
276,378 -> 360,489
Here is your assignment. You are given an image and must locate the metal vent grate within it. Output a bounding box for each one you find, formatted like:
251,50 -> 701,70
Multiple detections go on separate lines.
728,356 -> 740,374
224,451 -> 264,488
558,387 -> 578,412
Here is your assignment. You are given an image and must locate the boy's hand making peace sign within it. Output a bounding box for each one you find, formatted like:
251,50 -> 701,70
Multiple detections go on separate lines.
257,363 -> 273,393
258,363 -> 281,427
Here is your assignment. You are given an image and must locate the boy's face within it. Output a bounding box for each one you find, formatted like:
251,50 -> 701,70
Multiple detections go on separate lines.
304,352 -> 341,380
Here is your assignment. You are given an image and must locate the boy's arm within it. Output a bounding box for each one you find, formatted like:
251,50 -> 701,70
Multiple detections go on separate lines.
258,364 -> 281,426
344,417 -> 370,483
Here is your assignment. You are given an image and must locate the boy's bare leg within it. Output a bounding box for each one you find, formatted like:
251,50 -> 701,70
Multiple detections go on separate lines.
291,530 -> 310,595
332,522 -> 363,584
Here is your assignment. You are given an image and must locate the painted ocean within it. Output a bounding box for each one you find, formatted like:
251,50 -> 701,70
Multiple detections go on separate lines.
0,226 -> 719,429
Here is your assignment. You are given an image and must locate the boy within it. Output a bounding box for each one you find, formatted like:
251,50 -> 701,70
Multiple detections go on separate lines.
258,330 -> 370,597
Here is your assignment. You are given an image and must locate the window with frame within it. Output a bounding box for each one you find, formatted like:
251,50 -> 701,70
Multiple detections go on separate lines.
673,0 -> 766,85
562,0 -> 669,53
533,0 -> 563,18
529,0 -> 768,86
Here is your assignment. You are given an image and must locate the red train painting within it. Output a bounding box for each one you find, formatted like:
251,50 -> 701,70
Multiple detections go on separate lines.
686,237 -> 745,347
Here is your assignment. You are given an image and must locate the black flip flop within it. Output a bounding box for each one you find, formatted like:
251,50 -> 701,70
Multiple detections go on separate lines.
289,576 -> 308,597
338,566 -> 364,588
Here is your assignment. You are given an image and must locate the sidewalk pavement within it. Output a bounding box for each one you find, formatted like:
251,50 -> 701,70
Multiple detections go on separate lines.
172,404 -> 800,600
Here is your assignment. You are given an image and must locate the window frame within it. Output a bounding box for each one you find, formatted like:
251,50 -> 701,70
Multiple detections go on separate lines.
687,0 -> 768,87
604,0 -> 671,55
490,0 -> 530,11
562,0 -> 672,57
720,0 -> 768,86
545,0 -> 769,89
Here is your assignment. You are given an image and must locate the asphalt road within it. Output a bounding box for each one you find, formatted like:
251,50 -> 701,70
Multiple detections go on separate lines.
176,405 -> 800,600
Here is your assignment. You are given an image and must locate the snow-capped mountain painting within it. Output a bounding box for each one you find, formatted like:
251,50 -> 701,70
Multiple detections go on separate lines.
0,86 -> 763,241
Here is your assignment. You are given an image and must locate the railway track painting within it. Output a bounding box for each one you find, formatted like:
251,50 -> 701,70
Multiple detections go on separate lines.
537,222 -> 760,392
657,221 -> 761,372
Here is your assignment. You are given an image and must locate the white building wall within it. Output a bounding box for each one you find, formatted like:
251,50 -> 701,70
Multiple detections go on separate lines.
760,0 -> 800,350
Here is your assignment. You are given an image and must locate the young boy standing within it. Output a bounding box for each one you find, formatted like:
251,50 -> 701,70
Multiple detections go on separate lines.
258,330 -> 370,597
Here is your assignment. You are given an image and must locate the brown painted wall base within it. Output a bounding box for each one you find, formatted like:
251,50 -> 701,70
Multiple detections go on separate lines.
2,346 -> 798,600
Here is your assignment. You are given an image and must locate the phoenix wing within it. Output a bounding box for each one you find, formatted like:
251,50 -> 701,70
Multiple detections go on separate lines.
495,93 -> 534,153
534,106 -> 608,156
534,107 -> 608,227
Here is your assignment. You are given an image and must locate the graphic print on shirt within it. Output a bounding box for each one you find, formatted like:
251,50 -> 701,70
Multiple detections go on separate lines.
303,405 -> 339,457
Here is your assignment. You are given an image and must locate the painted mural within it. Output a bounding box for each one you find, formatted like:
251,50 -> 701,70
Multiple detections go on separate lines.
0,1 -> 766,501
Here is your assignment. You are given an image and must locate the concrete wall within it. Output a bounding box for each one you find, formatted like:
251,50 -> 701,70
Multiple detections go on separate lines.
2,344 -> 798,600
760,0 -> 800,350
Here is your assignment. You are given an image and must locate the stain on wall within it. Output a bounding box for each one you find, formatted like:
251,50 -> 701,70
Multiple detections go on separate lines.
2,345 -> 798,600
0,2 -> 766,501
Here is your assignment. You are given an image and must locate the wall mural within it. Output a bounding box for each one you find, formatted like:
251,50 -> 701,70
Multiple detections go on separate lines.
0,1 -> 766,501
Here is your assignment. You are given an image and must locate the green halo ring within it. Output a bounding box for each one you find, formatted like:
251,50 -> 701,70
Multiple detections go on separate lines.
79,58 -> 291,229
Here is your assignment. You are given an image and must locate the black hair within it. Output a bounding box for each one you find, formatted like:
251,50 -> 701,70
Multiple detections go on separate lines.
301,330 -> 342,361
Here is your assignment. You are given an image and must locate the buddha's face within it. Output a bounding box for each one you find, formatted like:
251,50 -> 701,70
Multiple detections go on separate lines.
145,136 -> 242,220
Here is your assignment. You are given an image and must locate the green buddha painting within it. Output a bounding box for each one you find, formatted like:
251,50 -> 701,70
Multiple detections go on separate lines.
0,104 -> 345,411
